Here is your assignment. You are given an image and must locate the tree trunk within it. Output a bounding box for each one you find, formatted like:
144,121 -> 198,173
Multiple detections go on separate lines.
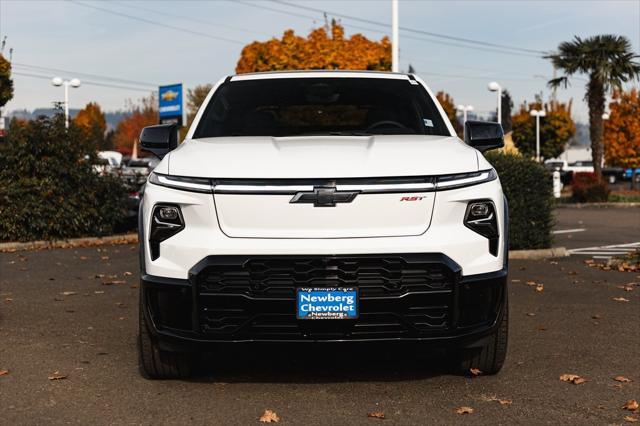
587,77 -> 606,181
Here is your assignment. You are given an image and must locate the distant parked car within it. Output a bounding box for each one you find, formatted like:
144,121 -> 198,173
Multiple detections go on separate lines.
562,161 -> 623,184
624,167 -> 640,182
93,151 -> 122,173
544,159 -> 572,184
121,157 -> 159,185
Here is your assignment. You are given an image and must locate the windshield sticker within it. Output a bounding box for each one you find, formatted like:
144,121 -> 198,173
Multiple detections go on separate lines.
423,118 -> 434,127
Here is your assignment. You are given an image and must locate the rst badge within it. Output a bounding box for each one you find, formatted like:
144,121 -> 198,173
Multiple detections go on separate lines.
400,196 -> 426,201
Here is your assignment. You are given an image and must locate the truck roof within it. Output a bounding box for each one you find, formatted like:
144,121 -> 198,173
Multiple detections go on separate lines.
230,70 -> 414,82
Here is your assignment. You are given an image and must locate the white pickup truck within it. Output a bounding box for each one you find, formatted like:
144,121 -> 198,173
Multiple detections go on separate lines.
136,71 -> 508,379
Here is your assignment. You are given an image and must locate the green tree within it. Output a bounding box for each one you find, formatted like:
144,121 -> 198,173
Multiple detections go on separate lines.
0,112 -> 126,241
511,99 -> 576,160
0,53 -> 13,108
75,102 -> 107,149
546,35 -> 640,179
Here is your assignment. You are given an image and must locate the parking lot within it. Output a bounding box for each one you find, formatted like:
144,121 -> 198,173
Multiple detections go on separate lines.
1,207 -> 639,425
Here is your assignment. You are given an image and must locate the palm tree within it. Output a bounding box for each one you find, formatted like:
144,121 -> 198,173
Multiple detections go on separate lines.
546,35 -> 640,179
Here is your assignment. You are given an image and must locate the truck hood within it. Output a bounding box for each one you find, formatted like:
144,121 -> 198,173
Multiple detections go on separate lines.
167,135 -> 479,178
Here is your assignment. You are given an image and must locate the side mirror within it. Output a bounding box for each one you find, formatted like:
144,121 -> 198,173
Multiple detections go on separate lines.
464,120 -> 504,153
140,124 -> 178,159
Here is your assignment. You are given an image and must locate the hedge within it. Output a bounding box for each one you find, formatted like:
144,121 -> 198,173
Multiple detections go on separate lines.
0,113 -> 127,242
485,152 -> 554,250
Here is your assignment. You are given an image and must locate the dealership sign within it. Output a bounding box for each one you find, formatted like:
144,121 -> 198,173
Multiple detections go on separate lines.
159,83 -> 185,126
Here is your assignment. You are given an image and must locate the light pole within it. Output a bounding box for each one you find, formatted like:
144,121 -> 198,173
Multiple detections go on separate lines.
391,0 -> 399,72
487,81 -> 502,125
456,104 -> 474,139
456,104 -> 474,123
530,109 -> 546,162
51,76 -> 81,128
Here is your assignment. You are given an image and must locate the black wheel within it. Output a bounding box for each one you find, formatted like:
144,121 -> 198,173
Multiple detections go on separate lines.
455,298 -> 508,375
138,295 -> 193,380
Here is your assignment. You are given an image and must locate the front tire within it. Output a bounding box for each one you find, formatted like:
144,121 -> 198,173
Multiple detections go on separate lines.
456,298 -> 508,375
138,295 -> 193,380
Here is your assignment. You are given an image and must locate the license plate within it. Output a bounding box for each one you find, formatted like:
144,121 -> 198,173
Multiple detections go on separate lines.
296,287 -> 358,320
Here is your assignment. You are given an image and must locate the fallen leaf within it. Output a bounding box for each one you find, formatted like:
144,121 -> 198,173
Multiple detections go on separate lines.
469,368 -> 482,376
617,285 -> 635,292
455,406 -> 474,415
259,410 -> 280,423
48,371 -> 68,380
624,416 -> 638,423
102,280 -> 126,286
560,374 -> 586,384
511,279 -> 521,283
4,297 -> 13,303
123,271 -> 133,276
367,412 -> 385,419
101,256 -> 110,261
535,284 -> 544,293
623,400 -> 639,411
0,369 -> 8,376
498,399 -> 513,406
94,274 -> 105,279
526,312 -> 536,317
536,325 -> 547,331
525,280 -> 537,286
613,297 -> 630,302
592,314 -> 602,319
614,376 -> 632,383
60,291 -> 76,296
79,256 -> 88,260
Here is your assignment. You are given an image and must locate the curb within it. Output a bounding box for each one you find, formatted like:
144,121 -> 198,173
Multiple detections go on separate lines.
508,247 -> 569,260
555,202 -> 640,209
0,234 -> 138,252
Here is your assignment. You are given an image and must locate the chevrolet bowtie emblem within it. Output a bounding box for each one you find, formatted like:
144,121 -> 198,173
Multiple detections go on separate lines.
290,187 -> 358,207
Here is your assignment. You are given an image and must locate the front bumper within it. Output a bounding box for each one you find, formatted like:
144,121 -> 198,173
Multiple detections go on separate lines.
141,253 -> 507,351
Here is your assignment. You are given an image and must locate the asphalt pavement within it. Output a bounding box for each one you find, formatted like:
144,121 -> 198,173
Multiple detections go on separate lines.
1,208 -> 639,425
554,205 -> 640,259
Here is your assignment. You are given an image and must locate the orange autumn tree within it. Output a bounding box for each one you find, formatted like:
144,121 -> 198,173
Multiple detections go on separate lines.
436,91 -> 463,138
113,94 -> 157,156
75,102 -> 107,149
236,20 -> 391,73
604,89 -> 640,171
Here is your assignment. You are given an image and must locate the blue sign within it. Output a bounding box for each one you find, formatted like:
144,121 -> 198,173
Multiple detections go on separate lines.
297,288 -> 358,320
159,83 -> 184,125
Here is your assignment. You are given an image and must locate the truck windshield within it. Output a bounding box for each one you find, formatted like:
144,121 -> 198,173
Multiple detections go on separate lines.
193,77 -> 451,138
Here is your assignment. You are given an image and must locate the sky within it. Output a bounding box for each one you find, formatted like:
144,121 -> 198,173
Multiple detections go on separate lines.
1,0 -> 639,123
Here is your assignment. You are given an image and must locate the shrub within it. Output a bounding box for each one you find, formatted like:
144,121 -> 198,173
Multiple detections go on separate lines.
0,113 -> 127,242
571,172 -> 611,203
485,152 -> 554,250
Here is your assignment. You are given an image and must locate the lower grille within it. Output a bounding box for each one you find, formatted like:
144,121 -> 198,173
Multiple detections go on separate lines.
192,254 -> 461,340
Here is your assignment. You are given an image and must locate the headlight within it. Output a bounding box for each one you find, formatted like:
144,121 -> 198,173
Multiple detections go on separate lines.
149,204 -> 184,260
464,200 -> 499,256
436,169 -> 497,190
149,172 -> 212,193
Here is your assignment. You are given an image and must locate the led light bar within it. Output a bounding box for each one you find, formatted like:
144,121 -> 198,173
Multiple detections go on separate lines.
149,170 -> 496,194
149,172 -> 213,193
436,169 -> 497,190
